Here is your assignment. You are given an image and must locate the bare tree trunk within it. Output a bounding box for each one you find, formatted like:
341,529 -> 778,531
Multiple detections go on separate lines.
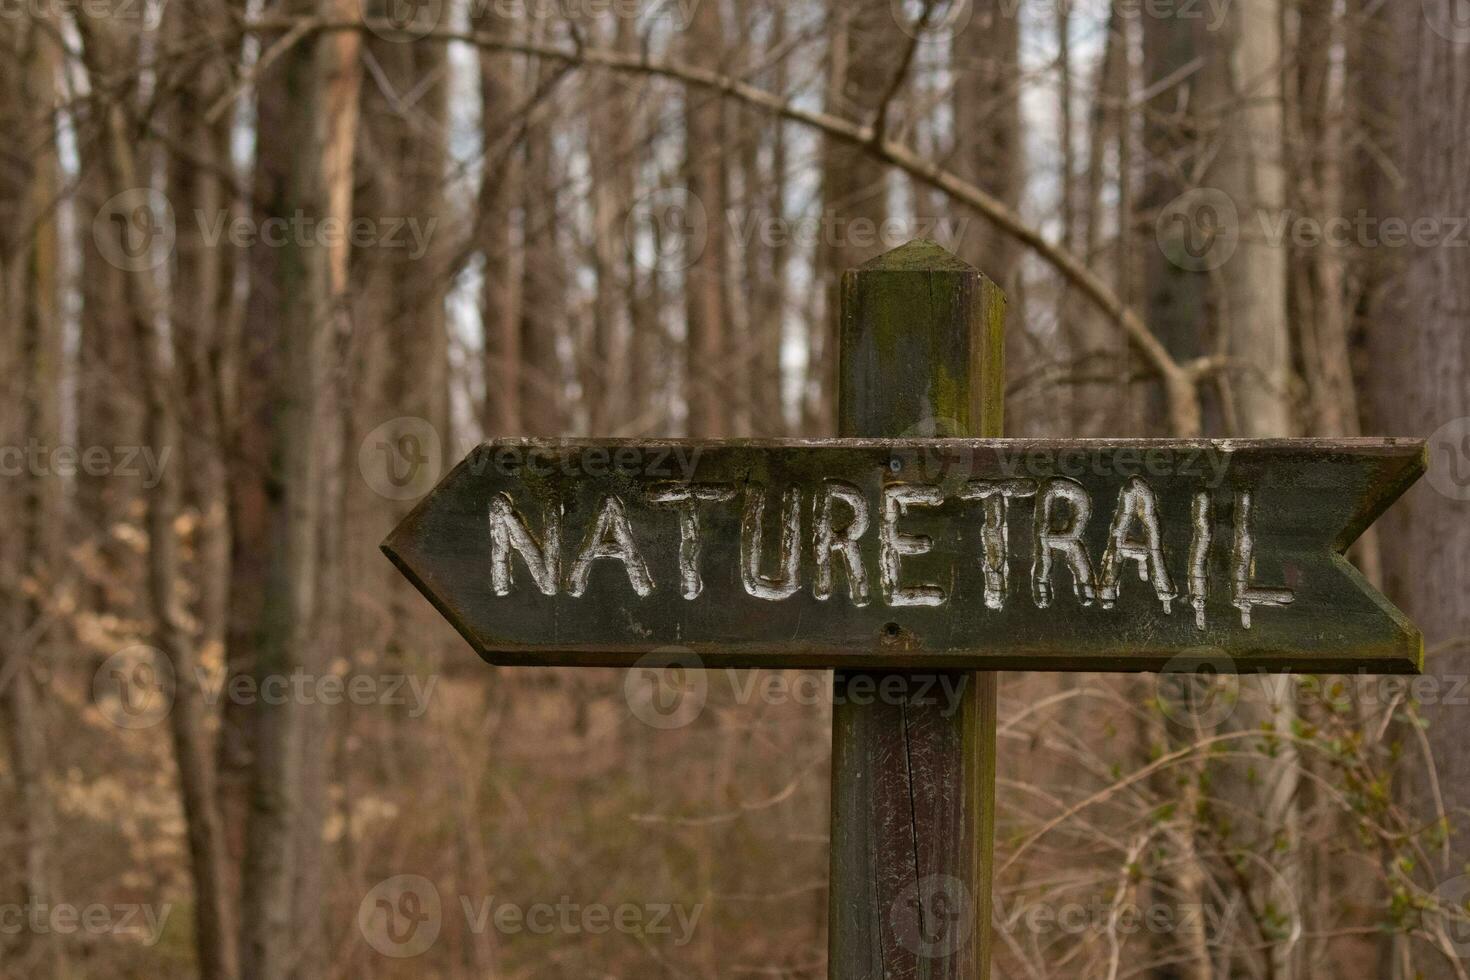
76,9 -> 241,977
1286,6 -> 1385,976
1138,10 -> 1216,980
587,18 -> 631,435
1207,0 -> 1292,438
295,5 -> 359,975
519,20 -> 568,437
1348,0 -> 1410,966
77,162 -> 145,612
357,0 -> 449,812
1351,0 -> 1403,439
476,9 -> 525,441
811,0 -> 901,435
478,31 -> 522,438
0,18 -> 61,974
953,0 -> 1024,296
1199,5 -> 1301,979
1292,0 -> 1356,439
683,0 -> 729,438
237,7 -> 334,975
163,0 -> 240,657
748,2 -> 788,437
1072,6 -> 1128,435
619,16 -> 661,434
1371,7 -> 1470,980
1142,3 -> 1210,429
1057,0 -> 1077,253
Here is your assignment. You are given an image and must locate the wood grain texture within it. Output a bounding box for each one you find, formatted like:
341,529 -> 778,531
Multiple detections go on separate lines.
829,240 -> 1000,980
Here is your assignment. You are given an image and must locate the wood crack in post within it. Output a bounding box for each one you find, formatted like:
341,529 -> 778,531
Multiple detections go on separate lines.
900,698 -> 927,953
873,857 -> 892,973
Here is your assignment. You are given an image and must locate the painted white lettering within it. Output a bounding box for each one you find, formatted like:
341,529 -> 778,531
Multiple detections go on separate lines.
959,479 -> 1037,610
566,495 -> 654,597
1099,476 -> 1177,613
648,483 -> 736,599
741,485 -> 802,601
1032,479 -> 1098,608
489,493 -> 561,596
814,481 -> 871,606
1230,491 -> 1294,628
880,484 -> 947,607
1188,491 -> 1212,630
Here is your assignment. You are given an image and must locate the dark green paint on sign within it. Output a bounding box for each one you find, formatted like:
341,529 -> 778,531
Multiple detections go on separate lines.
383,437 -> 1425,673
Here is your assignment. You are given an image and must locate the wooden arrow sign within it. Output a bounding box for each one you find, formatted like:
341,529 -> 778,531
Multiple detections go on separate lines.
382,437 -> 1425,673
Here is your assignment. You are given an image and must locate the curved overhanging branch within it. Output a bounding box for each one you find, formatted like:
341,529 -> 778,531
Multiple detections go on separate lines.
244,16 -> 1205,438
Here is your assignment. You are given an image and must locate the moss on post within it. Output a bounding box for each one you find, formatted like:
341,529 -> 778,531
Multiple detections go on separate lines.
829,239 -> 1005,979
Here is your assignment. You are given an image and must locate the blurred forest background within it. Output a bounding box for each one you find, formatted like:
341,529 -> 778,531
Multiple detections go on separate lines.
1,0 -> 1468,976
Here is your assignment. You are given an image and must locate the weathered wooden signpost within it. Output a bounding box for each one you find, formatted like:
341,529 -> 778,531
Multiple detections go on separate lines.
384,241 -> 1425,977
